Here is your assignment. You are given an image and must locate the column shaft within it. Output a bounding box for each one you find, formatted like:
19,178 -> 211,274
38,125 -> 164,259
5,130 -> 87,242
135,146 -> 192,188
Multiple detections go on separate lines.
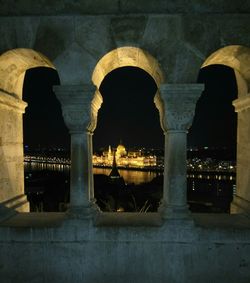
70,133 -> 89,208
164,131 -> 187,209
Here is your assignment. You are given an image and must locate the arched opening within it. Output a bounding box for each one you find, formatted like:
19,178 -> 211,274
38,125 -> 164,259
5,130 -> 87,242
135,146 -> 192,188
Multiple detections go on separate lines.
0,48 -> 60,214
201,45 -> 250,96
0,48 -> 55,99
93,66 -> 163,212
189,44 -> 250,215
23,67 -> 70,212
188,65 -> 237,213
92,46 -> 164,89
91,47 -> 164,213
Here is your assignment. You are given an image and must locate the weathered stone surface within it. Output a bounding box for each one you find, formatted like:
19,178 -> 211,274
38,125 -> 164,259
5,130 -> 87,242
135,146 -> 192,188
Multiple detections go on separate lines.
75,16 -> 112,60
0,215 -> 250,283
54,42 -> 97,85
1,0 -> 250,15
34,17 -> 74,61
0,14 -> 250,84
111,15 -> 148,47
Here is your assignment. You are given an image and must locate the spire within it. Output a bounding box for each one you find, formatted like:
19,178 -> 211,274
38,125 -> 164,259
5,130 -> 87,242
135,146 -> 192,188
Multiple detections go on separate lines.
109,149 -> 120,178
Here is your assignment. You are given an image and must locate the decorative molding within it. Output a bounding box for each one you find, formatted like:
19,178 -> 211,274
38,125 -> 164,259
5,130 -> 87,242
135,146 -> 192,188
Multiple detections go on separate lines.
154,90 -> 165,132
89,89 -> 103,132
233,95 -> 250,112
231,194 -> 250,216
0,90 -> 27,113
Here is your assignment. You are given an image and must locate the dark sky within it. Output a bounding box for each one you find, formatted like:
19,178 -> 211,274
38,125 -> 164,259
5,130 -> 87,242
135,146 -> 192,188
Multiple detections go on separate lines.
23,64 -> 237,151
94,67 -> 162,149
23,67 -> 69,149
188,64 -> 237,149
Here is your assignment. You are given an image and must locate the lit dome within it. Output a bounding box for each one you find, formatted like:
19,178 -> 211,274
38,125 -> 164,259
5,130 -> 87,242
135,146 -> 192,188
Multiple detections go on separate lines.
116,144 -> 127,158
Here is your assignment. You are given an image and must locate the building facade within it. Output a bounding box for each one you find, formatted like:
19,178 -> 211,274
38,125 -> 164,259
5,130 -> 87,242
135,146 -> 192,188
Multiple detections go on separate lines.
93,144 -> 157,168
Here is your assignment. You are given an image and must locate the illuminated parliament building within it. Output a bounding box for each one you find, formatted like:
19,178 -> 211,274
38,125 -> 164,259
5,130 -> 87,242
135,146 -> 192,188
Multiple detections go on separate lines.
93,143 -> 157,169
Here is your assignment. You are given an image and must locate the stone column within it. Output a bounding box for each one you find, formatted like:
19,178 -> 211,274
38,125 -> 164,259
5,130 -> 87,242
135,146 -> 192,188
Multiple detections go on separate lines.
54,85 -> 102,217
155,84 -> 204,219
231,95 -> 250,216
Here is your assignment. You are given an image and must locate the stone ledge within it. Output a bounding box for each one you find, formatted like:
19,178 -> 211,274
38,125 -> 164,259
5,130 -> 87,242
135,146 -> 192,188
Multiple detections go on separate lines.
94,212 -> 163,226
233,95 -> 250,112
1,0 -> 250,15
1,212 -> 250,229
0,212 -> 66,228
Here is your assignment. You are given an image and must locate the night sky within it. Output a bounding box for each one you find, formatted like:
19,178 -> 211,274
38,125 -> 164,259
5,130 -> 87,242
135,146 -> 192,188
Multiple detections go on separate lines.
94,67 -> 162,149
23,64 -> 237,152
23,67 -> 69,149
189,65 -> 237,149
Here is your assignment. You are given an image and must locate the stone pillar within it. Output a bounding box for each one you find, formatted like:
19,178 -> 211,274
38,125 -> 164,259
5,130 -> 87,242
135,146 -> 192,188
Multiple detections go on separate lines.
54,85 -> 102,217
0,91 -> 29,221
155,84 -> 204,219
231,95 -> 250,216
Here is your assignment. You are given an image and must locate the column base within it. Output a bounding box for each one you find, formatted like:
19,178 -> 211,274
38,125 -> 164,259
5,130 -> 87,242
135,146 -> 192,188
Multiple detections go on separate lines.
158,202 -> 193,221
231,195 -> 250,217
89,198 -> 101,212
67,204 -> 94,219
0,194 -> 29,222
0,205 -> 17,222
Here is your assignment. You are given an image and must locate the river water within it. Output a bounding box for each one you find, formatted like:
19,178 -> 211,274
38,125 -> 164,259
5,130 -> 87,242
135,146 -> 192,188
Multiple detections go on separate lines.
24,162 -> 235,213
25,162 -> 235,183
93,167 -> 160,184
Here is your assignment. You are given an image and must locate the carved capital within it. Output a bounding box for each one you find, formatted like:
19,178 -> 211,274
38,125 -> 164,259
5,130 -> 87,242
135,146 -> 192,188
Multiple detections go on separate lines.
54,85 -> 102,133
155,84 -> 204,131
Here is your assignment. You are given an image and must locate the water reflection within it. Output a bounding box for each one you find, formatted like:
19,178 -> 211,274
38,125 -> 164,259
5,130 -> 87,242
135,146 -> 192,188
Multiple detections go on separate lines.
24,162 -> 235,213
25,162 -> 235,184
93,167 -> 159,185
25,162 -> 70,173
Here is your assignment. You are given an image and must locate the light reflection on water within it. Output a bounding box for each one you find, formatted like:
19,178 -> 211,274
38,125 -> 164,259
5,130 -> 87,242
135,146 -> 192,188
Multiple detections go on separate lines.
93,167 -> 160,185
24,162 -> 70,172
24,162 -> 235,185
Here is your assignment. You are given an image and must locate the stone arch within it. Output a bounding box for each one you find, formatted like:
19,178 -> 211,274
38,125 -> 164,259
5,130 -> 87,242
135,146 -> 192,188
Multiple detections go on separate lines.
88,47 -> 165,212
201,45 -> 250,97
92,46 -> 165,90
0,48 -> 56,99
90,46 -> 165,134
200,45 -> 250,215
0,48 -> 57,216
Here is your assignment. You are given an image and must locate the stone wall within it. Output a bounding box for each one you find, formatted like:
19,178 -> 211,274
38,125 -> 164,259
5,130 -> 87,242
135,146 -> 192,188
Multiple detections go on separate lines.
1,0 -> 250,15
0,217 -> 250,283
0,14 -> 250,85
